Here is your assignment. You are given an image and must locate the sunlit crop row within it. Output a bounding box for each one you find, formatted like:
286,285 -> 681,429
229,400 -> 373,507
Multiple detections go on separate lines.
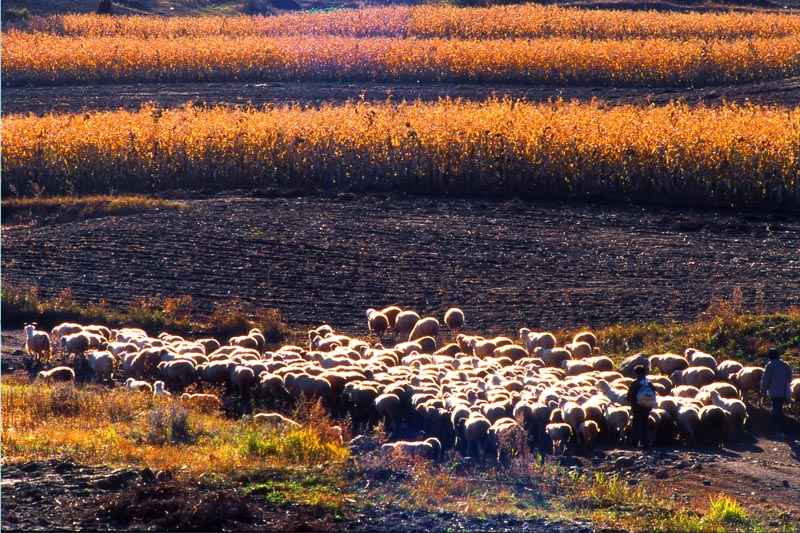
18,5 -> 800,40
4,100 -> 798,209
5,33 -> 800,87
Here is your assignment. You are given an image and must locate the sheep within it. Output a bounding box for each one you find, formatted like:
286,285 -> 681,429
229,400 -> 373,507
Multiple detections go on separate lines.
408,316 -> 440,343
59,332 -> 91,363
393,310 -> 420,339
493,344 -> 528,363
562,359 -> 593,376
24,324 -> 52,363
717,360 -> 744,382
649,353 -> 689,376
709,390 -> 747,440
153,380 -> 171,396
546,422 -> 573,456
229,333 -> 260,352
157,359 -> 197,393
87,350 -> 115,384
733,366 -> 764,403
572,331 -> 598,350
380,306 -> 403,328
83,324 -> 112,341
469,337 -> 497,358
253,412 -> 301,432
791,378 -> 800,403
381,437 -> 442,461
579,420 -> 601,454
672,385 -> 700,398
584,356 -> 614,372
367,308 -> 390,339
519,328 -> 556,354
373,392 -> 402,432
699,382 -> 739,400
124,377 -> 153,393
564,341 -> 592,359
537,347 -> 571,368
697,405 -> 727,447
676,404 -> 700,446
37,366 -> 75,383
444,307 -> 465,336
489,417 -> 526,464
670,367 -> 715,389
603,404 -> 631,445
618,353 -> 650,378
462,413 -> 492,460
229,364 -> 256,398
50,322 -> 84,344
560,399 -> 586,443
685,348 -> 717,372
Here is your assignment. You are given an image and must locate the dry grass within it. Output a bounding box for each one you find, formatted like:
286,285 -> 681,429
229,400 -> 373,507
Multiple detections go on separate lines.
1,195 -> 188,226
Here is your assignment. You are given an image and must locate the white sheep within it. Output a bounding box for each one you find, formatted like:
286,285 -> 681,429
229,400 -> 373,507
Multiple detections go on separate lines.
153,380 -> 171,396
381,437 -> 442,461
649,353 -> 689,376
791,378 -> 800,403
519,328 -> 556,354
408,316 -> 440,343
87,350 -> 115,384
24,323 -> 52,363
572,331 -> 598,350
733,366 -> 764,403
393,310 -> 420,339
685,348 -> 718,372
124,377 -> 153,393
50,322 -> 83,345
37,366 -> 75,383
564,341 -> 592,359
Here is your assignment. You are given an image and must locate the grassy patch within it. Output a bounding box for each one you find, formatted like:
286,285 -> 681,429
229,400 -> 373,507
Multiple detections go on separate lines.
1,285 -> 294,345
1,195 -> 189,227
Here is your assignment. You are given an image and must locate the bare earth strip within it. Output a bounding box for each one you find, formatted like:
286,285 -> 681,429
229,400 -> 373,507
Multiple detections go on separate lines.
3,194 -> 799,336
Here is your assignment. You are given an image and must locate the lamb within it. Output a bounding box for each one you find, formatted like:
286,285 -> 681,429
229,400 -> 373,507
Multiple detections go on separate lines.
37,366 -> 75,383
444,307 -> 466,336
367,308 -> 390,339
381,437 -> 442,461
87,350 -> 115,384
24,324 -> 52,363
124,377 -> 153,393
546,422 -> 573,456
153,380 -> 171,396
408,316 -> 440,343
253,412 -> 301,432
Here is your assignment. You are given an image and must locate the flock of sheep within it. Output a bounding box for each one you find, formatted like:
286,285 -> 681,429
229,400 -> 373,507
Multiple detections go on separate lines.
23,307 -> 800,462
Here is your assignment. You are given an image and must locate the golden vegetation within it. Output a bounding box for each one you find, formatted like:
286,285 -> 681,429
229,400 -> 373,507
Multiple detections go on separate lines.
4,6 -> 800,87
4,99 -> 798,209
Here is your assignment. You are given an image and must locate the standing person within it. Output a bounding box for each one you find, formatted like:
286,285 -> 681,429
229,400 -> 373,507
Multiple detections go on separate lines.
760,347 -> 793,436
627,365 -> 656,449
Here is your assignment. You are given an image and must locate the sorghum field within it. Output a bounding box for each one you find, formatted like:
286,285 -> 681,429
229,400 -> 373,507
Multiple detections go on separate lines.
2,1 -> 800,532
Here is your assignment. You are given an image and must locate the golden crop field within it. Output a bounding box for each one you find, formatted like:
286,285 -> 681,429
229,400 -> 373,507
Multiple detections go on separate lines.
4,5 -> 800,87
18,5 -> 800,39
4,100 -> 798,209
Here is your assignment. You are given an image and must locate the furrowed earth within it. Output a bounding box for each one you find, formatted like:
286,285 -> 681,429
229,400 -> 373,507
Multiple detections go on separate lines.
3,36 -> 800,533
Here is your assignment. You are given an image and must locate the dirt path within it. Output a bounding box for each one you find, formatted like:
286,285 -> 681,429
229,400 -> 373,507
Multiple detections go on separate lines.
3,77 -> 800,117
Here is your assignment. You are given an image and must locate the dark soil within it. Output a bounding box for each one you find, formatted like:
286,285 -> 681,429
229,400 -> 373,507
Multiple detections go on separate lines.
3,192 -> 800,337
4,77 -> 800,117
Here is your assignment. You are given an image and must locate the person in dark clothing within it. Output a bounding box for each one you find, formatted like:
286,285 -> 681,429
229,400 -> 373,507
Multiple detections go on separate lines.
627,365 -> 656,449
760,347 -> 793,436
